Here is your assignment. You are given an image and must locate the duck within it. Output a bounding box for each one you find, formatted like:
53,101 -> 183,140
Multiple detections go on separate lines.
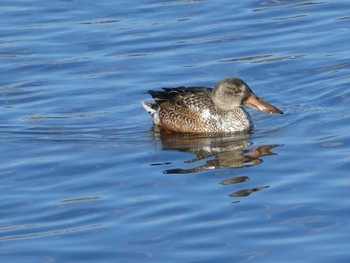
142,77 -> 283,133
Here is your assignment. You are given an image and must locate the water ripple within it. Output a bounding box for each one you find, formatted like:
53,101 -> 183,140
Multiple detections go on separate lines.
2,0 -> 350,262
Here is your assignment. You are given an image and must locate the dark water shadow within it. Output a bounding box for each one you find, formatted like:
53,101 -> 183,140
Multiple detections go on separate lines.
151,130 -> 281,199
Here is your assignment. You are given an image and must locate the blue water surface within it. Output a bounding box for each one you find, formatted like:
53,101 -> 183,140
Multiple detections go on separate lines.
1,0 -> 350,262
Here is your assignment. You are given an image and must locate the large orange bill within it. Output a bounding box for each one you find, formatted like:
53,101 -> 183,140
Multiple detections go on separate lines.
244,92 -> 283,114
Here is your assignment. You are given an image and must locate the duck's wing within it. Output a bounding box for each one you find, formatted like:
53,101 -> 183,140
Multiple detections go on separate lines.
148,87 -> 214,112
146,87 -> 217,133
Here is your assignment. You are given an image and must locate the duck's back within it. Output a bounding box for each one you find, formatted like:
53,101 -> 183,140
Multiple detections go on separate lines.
149,87 -> 211,109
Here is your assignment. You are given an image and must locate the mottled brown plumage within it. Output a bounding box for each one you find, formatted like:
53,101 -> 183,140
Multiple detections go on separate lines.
142,77 -> 282,133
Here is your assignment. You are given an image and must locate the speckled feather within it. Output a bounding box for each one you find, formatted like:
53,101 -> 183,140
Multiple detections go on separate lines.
145,86 -> 252,133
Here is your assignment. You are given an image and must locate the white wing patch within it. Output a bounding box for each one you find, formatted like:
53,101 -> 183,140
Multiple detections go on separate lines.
201,109 -> 211,120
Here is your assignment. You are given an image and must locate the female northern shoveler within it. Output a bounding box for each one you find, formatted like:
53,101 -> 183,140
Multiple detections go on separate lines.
142,77 -> 283,133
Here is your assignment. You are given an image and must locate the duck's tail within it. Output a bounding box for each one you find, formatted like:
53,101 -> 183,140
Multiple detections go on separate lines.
141,101 -> 160,125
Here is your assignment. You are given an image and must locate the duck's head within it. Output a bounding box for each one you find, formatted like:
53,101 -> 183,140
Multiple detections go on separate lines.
211,77 -> 283,114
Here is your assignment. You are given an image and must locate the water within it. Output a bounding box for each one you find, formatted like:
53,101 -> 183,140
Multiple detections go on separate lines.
1,0 -> 350,262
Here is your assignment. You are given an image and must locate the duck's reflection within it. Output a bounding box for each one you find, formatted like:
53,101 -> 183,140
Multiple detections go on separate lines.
153,131 -> 280,199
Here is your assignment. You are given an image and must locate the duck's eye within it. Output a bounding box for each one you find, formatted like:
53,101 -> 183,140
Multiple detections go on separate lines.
224,85 -> 242,95
233,86 -> 241,94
